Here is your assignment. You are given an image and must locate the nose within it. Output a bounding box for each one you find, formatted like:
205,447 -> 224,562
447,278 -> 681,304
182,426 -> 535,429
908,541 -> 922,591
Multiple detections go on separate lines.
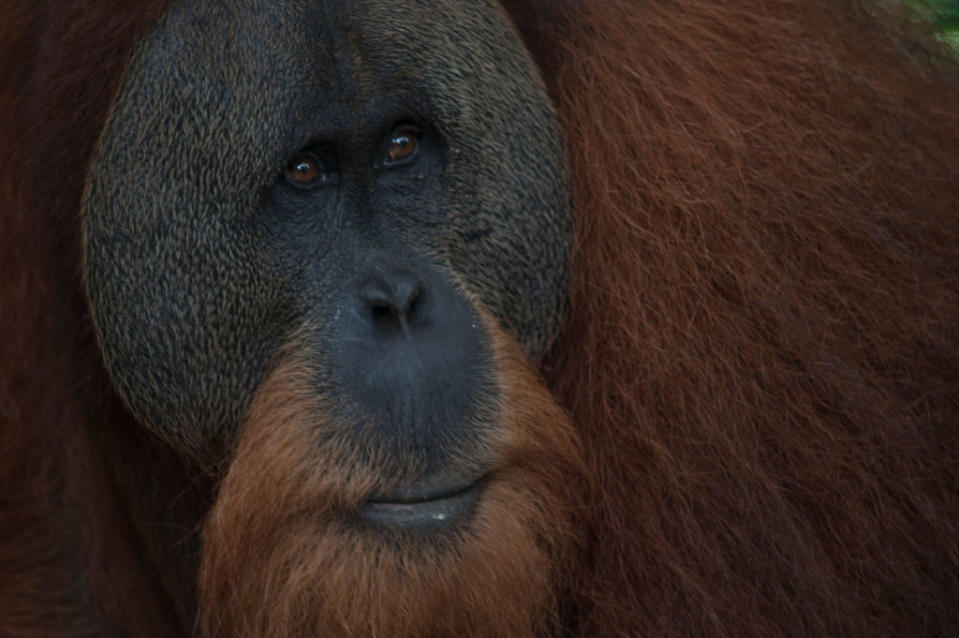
335,257 -> 492,461
359,266 -> 424,337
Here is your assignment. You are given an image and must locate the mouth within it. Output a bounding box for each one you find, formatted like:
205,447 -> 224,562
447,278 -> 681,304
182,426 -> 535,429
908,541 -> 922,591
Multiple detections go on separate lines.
358,474 -> 486,531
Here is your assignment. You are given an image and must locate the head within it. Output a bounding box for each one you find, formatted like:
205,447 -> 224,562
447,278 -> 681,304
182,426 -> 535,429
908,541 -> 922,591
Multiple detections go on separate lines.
81,0 -> 582,635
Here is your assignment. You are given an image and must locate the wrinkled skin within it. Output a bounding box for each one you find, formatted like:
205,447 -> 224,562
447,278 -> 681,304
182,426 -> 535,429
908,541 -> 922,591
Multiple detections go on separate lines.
82,3 -> 577,633
84,0 -> 572,464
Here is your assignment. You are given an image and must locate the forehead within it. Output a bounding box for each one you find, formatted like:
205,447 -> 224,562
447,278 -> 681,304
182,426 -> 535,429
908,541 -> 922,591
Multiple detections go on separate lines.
108,0 -> 533,180
143,0 -> 515,113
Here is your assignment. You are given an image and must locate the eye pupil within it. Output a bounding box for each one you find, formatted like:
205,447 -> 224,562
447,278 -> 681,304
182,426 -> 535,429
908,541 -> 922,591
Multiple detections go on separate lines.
386,126 -> 419,164
286,153 -> 321,185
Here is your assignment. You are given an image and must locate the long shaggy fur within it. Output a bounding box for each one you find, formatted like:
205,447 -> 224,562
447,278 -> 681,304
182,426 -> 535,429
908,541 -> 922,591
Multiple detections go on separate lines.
0,1 -> 202,635
197,320 -> 583,637
1,0 -> 958,636
512,1 -> 959,635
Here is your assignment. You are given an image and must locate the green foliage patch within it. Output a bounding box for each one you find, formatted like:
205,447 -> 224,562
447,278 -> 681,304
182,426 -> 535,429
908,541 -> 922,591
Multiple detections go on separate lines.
906,0 -> 959,49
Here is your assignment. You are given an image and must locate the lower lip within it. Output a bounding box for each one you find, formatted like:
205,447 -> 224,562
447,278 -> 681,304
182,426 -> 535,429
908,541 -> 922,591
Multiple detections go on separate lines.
358,481 -> 483,531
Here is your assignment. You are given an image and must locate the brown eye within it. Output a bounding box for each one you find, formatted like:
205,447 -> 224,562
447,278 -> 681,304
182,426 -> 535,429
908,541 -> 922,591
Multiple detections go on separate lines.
285,152 -> 327,187
385,125 -> 420,165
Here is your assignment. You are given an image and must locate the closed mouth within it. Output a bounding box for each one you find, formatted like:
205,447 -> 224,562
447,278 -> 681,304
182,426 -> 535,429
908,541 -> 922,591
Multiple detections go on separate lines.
359,476 -> 485,530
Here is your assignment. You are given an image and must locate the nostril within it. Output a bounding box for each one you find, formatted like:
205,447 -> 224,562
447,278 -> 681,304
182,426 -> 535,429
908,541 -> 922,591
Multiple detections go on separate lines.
396,281 -> 421,317
405,290 -> 420,318
359,268 -> 425,336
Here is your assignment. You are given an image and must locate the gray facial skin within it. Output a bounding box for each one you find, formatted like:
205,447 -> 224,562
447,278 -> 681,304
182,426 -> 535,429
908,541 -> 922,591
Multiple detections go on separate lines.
82,0 -> 572,464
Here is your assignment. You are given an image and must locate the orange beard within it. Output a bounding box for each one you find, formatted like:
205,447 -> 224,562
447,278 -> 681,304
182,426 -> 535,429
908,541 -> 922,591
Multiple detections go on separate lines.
197,317 -> 584,637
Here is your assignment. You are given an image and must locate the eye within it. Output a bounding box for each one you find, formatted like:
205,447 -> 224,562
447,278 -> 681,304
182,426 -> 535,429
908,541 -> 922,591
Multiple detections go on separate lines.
384,124 -> 420,166
284,151 -> 335,188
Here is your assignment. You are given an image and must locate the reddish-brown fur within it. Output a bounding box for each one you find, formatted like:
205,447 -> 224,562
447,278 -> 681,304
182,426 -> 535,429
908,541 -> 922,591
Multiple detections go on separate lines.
198,321 -> 583,637
1,3 -> 208,635
512,1 -> 959,634
2,0 -> 958,636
